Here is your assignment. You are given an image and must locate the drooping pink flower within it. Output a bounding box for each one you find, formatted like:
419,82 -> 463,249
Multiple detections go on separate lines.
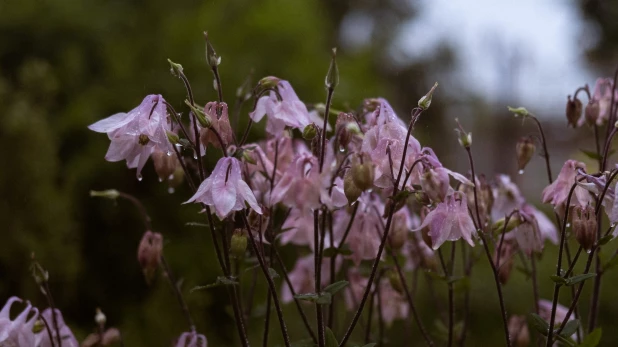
88,94 -> 173,179
185,157 -> 262,219
376,278 -> 409,326
175,331 -> 208,347
492,175 -> 526,222
0,297 -> 38,346
250,79 -> 312,136
414,192 -> 476,250
279,208 -> 316,249
36,308 -> 79,347
344,268 -> 370,310
280,255 -> 341,303
538,299 -> 572,325
591,78 -> 616,126
542,160 -> 592,212
200,102 -> 234,149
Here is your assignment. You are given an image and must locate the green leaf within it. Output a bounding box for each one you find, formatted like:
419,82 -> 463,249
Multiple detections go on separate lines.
447,276 -> 464,284
578,328 -> 602,347
453,276 -> 470,294
565,273 -> 596,286
323,281 -> 349,296
294,292 -> 332,305
268,267 -> 279,279
185,222 -> 209,228
580,148 -> 615,161
602,254 -> 618,271
322,245 -> 353,257
316,292 -> 332,305
290,339 -> 315,347
426,271 -> 447,281
528,313 -> 549,336
516,265 -> 532,279
190,276 -> 238,293
325,327 -> 338,347
560,319 -> 580,338
598,234 -> 613,246
550,275 -> 567,285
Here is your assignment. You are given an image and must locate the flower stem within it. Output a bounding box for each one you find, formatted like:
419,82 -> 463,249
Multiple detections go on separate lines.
160,255 -> 196,332
318,87 -> 334,173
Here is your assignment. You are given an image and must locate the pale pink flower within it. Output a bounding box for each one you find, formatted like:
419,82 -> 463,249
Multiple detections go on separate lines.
200,102 -> 234,149
376,278 -> 409,326
281,255 -> 341,303
414,192 -> 476,250
175,331 -> 207,347
344,268 -> 370,310
88,94 -> 173,179
185,157 -> 262,219
36,308 -> 79,347
538,299 -> 572,325
279,208 -> 317,249
362,98 -> 406,129
250,79 -> 312,136
542,160 -> 592,212
591,78 -> 616,126
0,297 -> 38,346
492,175 -> 525,222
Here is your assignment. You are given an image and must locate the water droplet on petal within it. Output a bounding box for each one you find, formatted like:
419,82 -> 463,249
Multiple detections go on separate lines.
566,223 -> 571,228
518,169 -> 524,175
612,223 -> 617,228
137,174 -> 143,182
166,151 -> 172,156
338,146 -> 345,153
168,187 -> 175,194
586,249 -> 592,254
158,177 -> 163,182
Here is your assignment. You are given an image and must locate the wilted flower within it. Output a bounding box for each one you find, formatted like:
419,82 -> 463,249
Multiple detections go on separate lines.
175,331 -> 208,347
414,192 -> 476,250
0,297 -> 39,346
590,78 -> 616,126
573,205 -> 597,251
36,308 -> 79,347
515,136 -> 535,172
151,150 -> 178,182
88,94 -> 173,179
565,95 -> 583,127
185,157 -> 262,219
137,231 -> 163,283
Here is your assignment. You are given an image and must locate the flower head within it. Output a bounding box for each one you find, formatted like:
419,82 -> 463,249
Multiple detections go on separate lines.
542,160 -> 592,212
185,157 -> 262,219
200,102 -> 233,149
280,255 -> 341,303
88,95 -> 173,179
36,308 -> 79,347
0,297 -> 39,346
414,192 -> 476,250
175,331 -> 208,347
591,78 -> 616,126
137,231 -> 163,283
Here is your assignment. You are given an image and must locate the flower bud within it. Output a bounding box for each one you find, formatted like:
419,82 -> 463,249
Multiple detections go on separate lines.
302,123 -> 318,140
152,151 -> 178,182
344,171 -> 362,203
137,231 -> 163,283
418,82 -> 438,110
90,189 -> 120,200
95,308 -> 107,326
493,241 -> 516,285
516,136 -> 535,172
585,100 -> 600,126
420,167 -> 449,203
387,271 -> 404,294
507,106 -> 530,118
566,95 -> 583,127
325,48 -> 339,90
508,315 -> 530,347
414,191 -> 431,206
185,100 -> 212,128
167,59 -> 184,78
573,205 -> 596,251
204,32 -> 221,69
230,229 -> 248,258
166,131 -> 180,145
335,112 -> 360,148
389,214 -> 408,251
30,260 -> 49,285
351,161 -> 374,191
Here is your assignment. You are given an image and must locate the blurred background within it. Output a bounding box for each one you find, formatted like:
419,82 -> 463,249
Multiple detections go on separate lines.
2,0 -> 618,345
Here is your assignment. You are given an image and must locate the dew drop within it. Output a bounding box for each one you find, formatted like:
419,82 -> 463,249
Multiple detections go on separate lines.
518,169 -> 524,175
158,177 -> 163,183
338,146 -> 345,153
566,223 -> 571,228
168,187 -> 175,194
612,223 -> 617,228
137,174 -> 143,182
166,151 -> 172,156
586,249 -> 592,254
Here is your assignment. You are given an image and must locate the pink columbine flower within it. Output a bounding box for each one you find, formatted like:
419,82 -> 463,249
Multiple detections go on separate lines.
0,297 -> 39,346
279,208 -> 317,249
281,255 -> 341,303
492,175 -> 526,222
36,308 -> 79,347
538,299 -> 572,326
88,94 -> 173,180
542,160 -> 592,213
376,278 -> 409,326
591,78 -> 616,126
344,268 -> 370,310
414,192 -> 476,250
200,102 -> 234,149
175,331 -> 207,347
250,79 -> 312,136
185,157 -> 262,219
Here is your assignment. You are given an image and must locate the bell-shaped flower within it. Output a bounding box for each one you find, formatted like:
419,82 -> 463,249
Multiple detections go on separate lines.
0,297 -> 38,346
250,79 -> 312,136
591,78 -> 616,126
538,299 -> 573,328
376,278 -> 409,326
344,268 -> 370,311
200,102 -> 234,149
185,157 -> 262,219
542,160 -> 592,213
36,308 -> 79,347
492,175 -> 526,222
278,208 -> 317,249
362,98 -> 406,129
81,327 -> 121,347
414,192 -> 476,250
88,94 -> 173,179
280,255 -> 341,303
175,331 -> 207,347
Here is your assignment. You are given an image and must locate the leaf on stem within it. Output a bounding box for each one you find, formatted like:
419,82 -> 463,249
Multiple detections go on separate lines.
527,313 -> 549,336
559,319 -> 580,337
325,327 -> 339,347
190,276 -> 238,293
323,280 -> 349,295
564,273 -> 596,286
577,328 -> 602,347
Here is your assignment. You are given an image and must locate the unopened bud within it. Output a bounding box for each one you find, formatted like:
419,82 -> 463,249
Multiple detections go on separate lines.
351,161 -> 374,191
388,271 -> 404,294
95,308 -> 107,326
414,191 -> 431,206
167,59 -> 184,78
494,241 -> 516,285
418,82 -> 438,110
204,32 -> 221,68
255,76 -> 281,97
302,123 -> 318,140
166,131 -> 180,145
230,229 -> 248,258
566,95 -> 583,127
507,106 -> 530,118
516,136 -> 535,172
491,216 -> 522,234
573,206 -> 596,251
90,189 -> 120,200
152,150 -> 178,182
457,130 -> 472,148
420,167 -> 449,203
585,100 -> 600,126
344,171 -> 362,203
30,261 -> 49,285
137,231 -> 163,283
508,315 -> 530,347
325,48 -> 339,90
33,319 -> 45,334
185,100 -> 212,128
389,213 -> 408,250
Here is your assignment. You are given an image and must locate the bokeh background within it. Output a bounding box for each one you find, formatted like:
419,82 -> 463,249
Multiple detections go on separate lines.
2,0 -> 618,345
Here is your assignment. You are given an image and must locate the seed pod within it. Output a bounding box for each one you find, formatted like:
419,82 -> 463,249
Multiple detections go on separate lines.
302,123 -> 318,140
137,231 -> 163,284
343,171 -> 362,204
585,100 -> 600,126
566,95 -> 583,127
230,229 -> 248,258
515,136 -> 535,172
387,271 -> 404,294
573,205 -> 596,251
351,161 -> 375,191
